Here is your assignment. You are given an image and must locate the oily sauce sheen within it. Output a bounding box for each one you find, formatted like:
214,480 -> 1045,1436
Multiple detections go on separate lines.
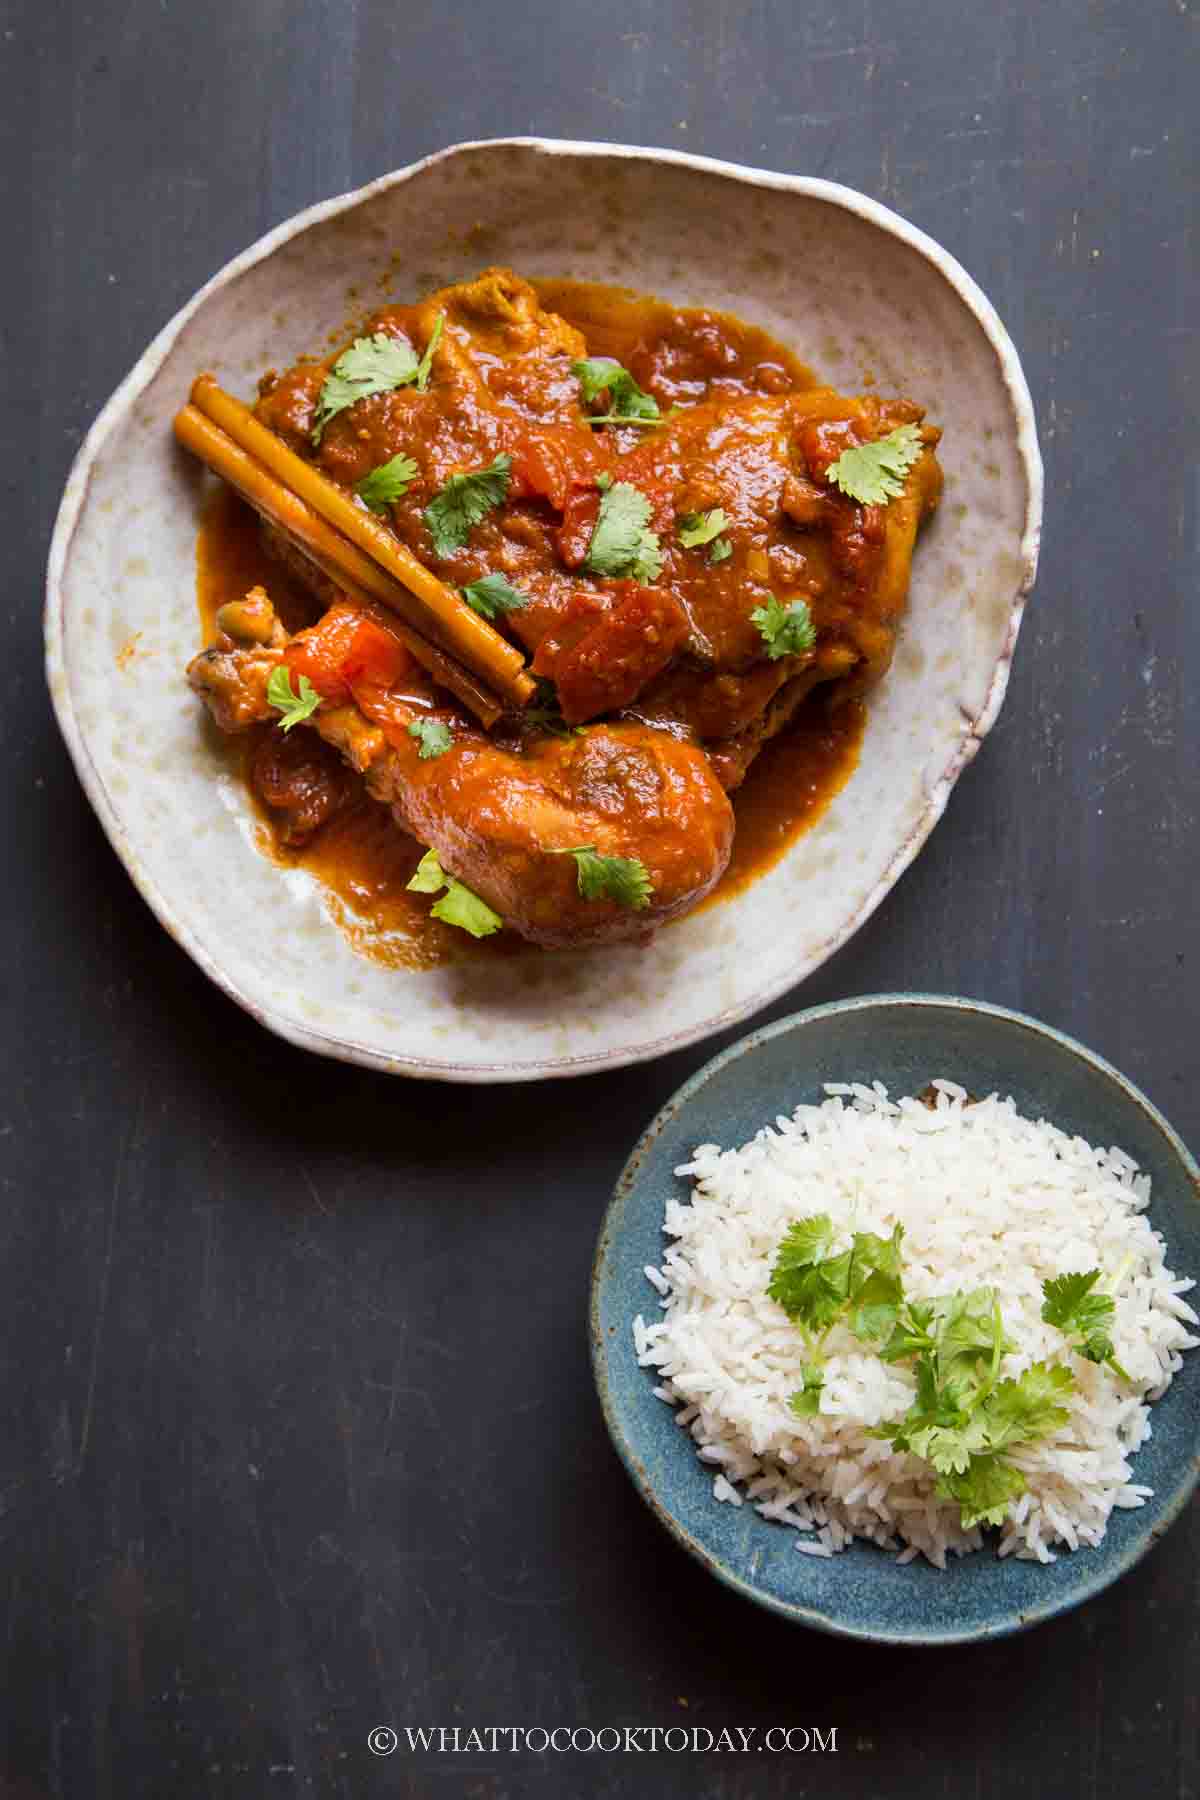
195,283 -> 864,967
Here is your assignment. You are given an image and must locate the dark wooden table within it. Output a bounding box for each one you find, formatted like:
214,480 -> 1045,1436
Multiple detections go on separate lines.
5,2 -> 1198,1794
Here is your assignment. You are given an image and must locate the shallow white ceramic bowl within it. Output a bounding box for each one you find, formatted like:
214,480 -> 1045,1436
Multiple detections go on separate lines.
46,139 -> 1041,1082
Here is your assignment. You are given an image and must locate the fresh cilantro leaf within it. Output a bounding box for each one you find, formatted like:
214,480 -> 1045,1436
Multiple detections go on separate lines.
431,879 -> 503,938
852,1227 -> 905,1280
354,452 -> 420,514
875,1360 -> 990,1484
868,1375 -> 934,1446
572,359 -> 618,404
459,572 -> 532,619
1041,1270 -> 1113,1339
679,510 -> 733,564
751,595 -> 817,662
415,313 -> 444,392
770,1218 -> 905,1346
788,1365 -> 826,1418
880,1348 -> 986,1470
407,847 -> 447,893
678,509 -> 728,549
572,356 -> 661,427
851,1268 -> 904,1344
583,481 -> 663,582
334,334 -> 419,385
932,1288 -> 1013,1395
407,718 -> 453,760
549,845 -> 654,910
266,666 -> 322,732
312,332 -> 421,445
826,424 -> 923,506
766,1217 -> 847,1336
907,1409 -> 995,1477
872,1292 -> 1073,1531
777,1261 -> 853,1337
772,1214 -> 836,1273
573,357 -> 656,414
885,1290 -> 1002,1416
981,1363 -> 1075,1451
879,1298 -> 938,1364
937,1454 -> 1028,1531
820,1246 -> 856,1300
1041,1270 -> 1130,1380
767,1225 -> 1086,1537
424,454 -> 513,559
405,847 -> 502,937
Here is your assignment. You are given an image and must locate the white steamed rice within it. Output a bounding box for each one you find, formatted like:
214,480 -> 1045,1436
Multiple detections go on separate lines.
634,1080 -> 1198,1567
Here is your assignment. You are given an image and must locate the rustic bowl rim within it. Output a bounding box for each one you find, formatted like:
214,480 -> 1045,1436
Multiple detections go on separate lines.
45,139 -> 1044,1082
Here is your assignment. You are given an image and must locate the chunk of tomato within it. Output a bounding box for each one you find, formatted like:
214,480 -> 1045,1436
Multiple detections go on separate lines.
284,606 -> 413,701
510,427 -> 607,514
551,584 -> 690,723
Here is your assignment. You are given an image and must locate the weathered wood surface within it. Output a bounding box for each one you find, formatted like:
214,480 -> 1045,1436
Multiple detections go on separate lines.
3,1 -> 1197,1792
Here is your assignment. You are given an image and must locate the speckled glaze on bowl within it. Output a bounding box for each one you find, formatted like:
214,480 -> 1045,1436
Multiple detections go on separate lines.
591,995 -> 1200,1643
46,141 -> 1042,1081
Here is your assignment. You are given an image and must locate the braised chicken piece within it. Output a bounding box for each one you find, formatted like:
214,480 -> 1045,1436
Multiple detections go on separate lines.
191,268 -> 942,950
191,598 -> 733,947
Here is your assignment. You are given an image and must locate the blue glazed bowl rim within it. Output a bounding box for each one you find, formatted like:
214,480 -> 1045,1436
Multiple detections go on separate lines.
589,991 -> 1200,1644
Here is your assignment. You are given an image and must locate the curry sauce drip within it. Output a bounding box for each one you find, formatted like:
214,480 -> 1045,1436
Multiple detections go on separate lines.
195,283 -> 869,970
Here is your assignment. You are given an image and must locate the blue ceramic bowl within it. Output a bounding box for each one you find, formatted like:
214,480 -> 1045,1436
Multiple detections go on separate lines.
590,995 -> 1200,1644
